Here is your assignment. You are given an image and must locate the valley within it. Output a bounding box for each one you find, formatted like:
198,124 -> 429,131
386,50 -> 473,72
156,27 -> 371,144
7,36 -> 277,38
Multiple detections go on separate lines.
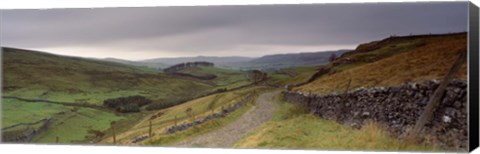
1,32 -> 469,152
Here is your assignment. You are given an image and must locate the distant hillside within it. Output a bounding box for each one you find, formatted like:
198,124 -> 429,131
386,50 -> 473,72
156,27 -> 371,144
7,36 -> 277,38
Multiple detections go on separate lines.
2,47 -> 213,105
163,61 -> 214,73
177,66 -> 251,88
237,50 -> 350,70
138,50 -> 349,70
293,32 -> 467,95
103,58 -> 168,69
141,56 -> 253,67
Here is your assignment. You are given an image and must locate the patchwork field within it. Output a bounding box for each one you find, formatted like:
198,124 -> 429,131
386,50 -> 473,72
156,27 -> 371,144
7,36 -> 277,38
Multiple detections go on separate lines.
1,47 -> 242,143
32,107 -> 124,143
2,48 -> 215,105
2,99 -> 124,143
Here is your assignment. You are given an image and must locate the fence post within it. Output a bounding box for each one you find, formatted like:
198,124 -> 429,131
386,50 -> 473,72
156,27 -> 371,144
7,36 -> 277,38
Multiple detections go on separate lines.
192,111 -> 196,122
56,136 -> 59,143
336,79 -> 352,121
149,119 -> 152,137
174,115 -> 177,128
410,50 -> 467,138
112,126 -> 116,144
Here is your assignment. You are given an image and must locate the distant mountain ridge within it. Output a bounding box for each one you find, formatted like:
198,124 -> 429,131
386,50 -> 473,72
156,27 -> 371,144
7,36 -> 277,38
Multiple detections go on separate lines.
139,50 -> 350,70
141,56 -> 254,67
103,58 -> 168,69
247,50 -> 350,67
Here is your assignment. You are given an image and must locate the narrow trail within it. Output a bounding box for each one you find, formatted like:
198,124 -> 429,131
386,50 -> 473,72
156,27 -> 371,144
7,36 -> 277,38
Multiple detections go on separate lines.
175,90 -> 280,148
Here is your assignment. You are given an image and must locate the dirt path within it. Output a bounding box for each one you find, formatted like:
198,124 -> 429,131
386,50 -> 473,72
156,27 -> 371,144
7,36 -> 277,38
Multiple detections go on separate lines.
175,90 -> 280,148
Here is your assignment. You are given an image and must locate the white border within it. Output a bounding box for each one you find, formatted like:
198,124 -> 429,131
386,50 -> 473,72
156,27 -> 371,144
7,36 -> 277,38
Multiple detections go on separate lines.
0,0 -> 479,154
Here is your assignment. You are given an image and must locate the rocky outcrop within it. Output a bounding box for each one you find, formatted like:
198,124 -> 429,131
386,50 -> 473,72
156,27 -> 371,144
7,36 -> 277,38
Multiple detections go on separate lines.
283,80 -> 467,150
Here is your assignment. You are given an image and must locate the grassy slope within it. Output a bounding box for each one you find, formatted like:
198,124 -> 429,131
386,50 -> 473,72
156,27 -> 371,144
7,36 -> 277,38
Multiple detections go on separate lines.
2,48 -> 214,105
294,33 -> 467,95
100,86 -> 269,145
1,47 -> 216,143
31,107 -> 124,143
267,66 -> 319,86
233,96 -> 435,151
2,99 -> 124,143
177,66 -> 251,89
103,58 -> 168,70
233,33 -> 467,150
2,99 -> 68,128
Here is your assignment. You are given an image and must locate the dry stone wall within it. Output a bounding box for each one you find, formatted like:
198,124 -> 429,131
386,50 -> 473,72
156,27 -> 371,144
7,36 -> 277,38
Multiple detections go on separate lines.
283,80 -> 467,149
1,117 -> 52,142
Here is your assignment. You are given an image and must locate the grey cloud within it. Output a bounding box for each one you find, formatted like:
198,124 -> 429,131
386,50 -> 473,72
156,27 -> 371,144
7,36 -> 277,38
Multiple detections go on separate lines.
0,2 -> 469,58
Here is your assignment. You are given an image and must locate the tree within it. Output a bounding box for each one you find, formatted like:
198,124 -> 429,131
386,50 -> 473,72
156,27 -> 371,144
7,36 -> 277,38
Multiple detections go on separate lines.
185,107 -> 195,122
329,53 -> 337,62
248,70 -> 267,83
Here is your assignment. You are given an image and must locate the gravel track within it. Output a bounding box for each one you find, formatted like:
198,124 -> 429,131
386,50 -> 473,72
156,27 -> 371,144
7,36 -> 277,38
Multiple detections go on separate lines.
175,90 -> 280,147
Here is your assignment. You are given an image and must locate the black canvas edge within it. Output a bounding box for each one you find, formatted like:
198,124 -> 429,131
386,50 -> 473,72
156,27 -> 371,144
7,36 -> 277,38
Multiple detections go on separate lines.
469,1 -> 479,152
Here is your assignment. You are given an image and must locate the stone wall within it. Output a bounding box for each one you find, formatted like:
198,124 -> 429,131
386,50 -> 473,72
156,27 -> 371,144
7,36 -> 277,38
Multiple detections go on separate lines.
283,80 -> 467,149
2,117 -> 52,142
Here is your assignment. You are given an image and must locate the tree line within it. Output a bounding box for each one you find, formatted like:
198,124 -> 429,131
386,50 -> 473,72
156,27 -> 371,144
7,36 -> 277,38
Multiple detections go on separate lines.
103,95 -> 152,113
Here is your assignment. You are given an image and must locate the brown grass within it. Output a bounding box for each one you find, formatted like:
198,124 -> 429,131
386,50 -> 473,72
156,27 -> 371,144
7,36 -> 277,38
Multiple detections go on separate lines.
295,34 -> 467,95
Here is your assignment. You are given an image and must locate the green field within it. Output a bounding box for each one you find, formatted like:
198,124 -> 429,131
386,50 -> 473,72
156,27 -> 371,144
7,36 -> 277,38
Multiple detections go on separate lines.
2,99 -> 68,128
2,48 -> 215,105
265,66 -> 319,86
178,66 -> 251,87
2,98 -> 124,143
1,47 -> 227,143
32,107 -> 124,143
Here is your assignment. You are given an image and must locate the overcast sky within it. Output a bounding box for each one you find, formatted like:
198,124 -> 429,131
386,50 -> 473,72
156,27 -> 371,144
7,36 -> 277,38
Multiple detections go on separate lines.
1,2 -> 468,60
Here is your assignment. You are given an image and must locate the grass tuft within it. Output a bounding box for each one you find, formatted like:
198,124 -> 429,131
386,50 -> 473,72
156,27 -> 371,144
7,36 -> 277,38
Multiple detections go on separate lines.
233,98 -> 436,151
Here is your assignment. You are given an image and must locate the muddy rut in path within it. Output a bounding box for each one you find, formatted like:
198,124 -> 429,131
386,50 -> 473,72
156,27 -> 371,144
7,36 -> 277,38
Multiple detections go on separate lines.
175,90 -> 280,147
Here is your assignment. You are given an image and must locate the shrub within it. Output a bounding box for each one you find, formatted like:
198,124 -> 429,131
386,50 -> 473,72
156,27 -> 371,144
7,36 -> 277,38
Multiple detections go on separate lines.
287,104 -> 309,117
103,95 -> 151,113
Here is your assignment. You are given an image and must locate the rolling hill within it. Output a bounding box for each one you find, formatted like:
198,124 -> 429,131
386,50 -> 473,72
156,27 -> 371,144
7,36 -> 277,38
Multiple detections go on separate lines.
237,50 -> 350,70
1,32 -> 468,149
230,32 -> 468,151
1,47 -> 234,143
141,56 -> 253,67
2,47 -> 215,104
292,32 -> 467,95
139,50 -> 349,70
176,66 -> 251,89
103,58 -> 168,70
